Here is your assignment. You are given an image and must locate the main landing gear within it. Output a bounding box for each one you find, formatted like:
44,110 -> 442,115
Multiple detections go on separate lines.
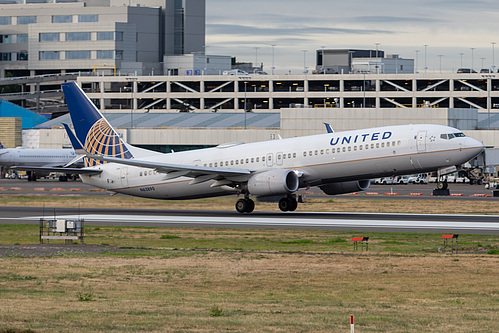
235,195 -> 298,213
235,197 -> 255,213
278,195 -> 298,212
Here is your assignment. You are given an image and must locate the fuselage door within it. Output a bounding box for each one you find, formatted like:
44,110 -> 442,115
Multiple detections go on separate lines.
416,131 -> 427,152
266,153 -> 273,167
276,152 -> 283,166
120,167 -> 129,188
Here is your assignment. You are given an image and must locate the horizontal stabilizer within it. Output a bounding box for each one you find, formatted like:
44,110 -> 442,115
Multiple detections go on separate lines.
11,165 -> 102,175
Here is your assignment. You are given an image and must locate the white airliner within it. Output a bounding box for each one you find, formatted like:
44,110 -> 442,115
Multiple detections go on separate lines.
0,141 -> 78,181
21,82 -> 485,213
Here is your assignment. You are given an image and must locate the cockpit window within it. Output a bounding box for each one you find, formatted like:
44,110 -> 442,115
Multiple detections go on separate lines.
440,132 -> 466,140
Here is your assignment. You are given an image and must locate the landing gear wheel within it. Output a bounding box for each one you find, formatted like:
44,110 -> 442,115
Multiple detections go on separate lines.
245,199 -> 255,213
437,181 -> 448,190
236,198 -> 255,213
278,198 -> 290,211
236,199 -> 248,213
279,197 -> 297,212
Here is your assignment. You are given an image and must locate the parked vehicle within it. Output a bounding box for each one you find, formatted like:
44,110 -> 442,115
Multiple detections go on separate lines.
457,68 -> 477,73
407,173 -> 428,184
223,69 -> 249,75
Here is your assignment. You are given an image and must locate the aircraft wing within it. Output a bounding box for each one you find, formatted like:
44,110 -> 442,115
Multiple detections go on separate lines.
86,154 -> 251,184
0,151 -> 8,156
11,165 -> 103,175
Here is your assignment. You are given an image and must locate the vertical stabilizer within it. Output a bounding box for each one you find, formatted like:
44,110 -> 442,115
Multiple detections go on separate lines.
62,82 -> 133,166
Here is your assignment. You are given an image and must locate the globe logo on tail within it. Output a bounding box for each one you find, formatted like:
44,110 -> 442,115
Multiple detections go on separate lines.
84,118 -> 132,166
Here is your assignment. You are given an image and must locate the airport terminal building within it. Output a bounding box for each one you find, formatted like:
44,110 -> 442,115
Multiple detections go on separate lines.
0,0 -> 206,78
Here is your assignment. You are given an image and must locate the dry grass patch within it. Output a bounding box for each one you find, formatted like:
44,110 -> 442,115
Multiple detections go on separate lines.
0,195 -> 499,215
1,253 -> 499,332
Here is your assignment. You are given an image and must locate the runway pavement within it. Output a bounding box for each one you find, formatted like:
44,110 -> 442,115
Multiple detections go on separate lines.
0,178 -> 498,200
1,206 -> 498,234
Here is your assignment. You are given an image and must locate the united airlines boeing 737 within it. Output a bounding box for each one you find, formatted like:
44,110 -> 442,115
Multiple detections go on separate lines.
22,82 -> 485,213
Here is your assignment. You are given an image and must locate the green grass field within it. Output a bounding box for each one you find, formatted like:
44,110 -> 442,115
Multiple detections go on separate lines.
0,196 -> 499,332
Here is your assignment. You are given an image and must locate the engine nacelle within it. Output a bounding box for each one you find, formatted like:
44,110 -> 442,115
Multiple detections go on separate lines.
247,169 -> 299,196
319,180 -> 370,195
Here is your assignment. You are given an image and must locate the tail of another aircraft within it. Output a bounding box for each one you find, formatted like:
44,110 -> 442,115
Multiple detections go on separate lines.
0,141 -> 4,149
62,82 -> 133,167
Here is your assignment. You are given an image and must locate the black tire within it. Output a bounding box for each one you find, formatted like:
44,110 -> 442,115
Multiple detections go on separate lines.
245,199 -> 255,213
437,181 -> 448,190
288,198 -> 298,211
236,199 -> 248,213
278,198 -> 290,212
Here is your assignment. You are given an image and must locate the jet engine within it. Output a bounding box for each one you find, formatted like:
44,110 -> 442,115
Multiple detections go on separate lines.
319,180 -> 370,195
247,169 -> 299,196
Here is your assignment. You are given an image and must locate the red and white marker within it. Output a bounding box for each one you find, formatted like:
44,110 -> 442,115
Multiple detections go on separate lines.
351,314 -> 354,333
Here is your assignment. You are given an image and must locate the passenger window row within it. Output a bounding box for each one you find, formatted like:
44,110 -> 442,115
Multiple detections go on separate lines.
203,153 -> 298,168
303,140 -> 401,156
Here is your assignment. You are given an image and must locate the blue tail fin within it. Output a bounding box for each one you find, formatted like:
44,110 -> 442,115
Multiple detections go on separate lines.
0,141 -> 4,149
62,123 -> 84,152
62,82 -> 133,166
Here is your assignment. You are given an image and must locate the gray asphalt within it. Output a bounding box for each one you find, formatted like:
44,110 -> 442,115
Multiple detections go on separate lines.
1,206 -> 498,235
1,178 -> 497,200
1,178 -> 498,234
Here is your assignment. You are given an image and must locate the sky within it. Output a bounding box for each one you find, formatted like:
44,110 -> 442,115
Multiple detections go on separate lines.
206,0 -> 499,74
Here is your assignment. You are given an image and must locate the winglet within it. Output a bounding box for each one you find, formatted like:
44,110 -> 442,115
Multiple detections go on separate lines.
324,122 -> 334,133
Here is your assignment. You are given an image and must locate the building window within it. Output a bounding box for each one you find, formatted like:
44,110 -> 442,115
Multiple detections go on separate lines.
78,14 -> 98,23
52,15 -> 72,23
17,16 -> 36,25
39,33 -> 59,42
0,17 -> 12,25
17,52 -> 28,61
115,31 -> 123,41
0,53 -> 12,61
66,51 -> 91,60
97,32 -> 114,41
0,35 -> 12,43
97,50 -> 114,59
115,50 -> 123,60
16,34 -> 28,43
66,32 -> 91,41
39,51 -> 59,60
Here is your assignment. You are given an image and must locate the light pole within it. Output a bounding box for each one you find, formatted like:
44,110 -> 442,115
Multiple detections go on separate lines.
492,42 -> 496,72
271,44 -> 276,75
438,55 -> 443,73
471,47 -> 475,71
415,50 -> 419,74
460,52 -> 464,68
375,43 -> 380,74
302,50 -> 308,74
239,76 -> 251,129
423,45 -> 428,73
125,77 -> 137,129
254,47 -> 260,68
321,45 -> 326,74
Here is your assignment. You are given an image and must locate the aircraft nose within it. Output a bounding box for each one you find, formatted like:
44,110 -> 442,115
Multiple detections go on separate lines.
464,137 -> 484,157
